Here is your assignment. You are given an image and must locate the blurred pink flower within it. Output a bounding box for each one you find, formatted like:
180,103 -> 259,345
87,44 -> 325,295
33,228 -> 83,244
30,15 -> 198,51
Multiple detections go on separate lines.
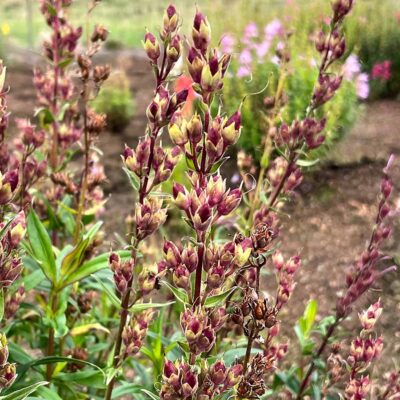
255,41 -> 270,59
242,22 -> 258,45
371,60 -> 392,81
239,49 -> 252,65
237,65 -> 252,78
264,19 -> 284,40
220,33 -> 236,54
343,54 -> 361,80
356,73 -> 369,99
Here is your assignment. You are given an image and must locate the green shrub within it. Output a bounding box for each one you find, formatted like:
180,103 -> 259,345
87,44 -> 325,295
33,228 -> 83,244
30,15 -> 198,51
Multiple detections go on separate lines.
222,22 -> 360,163
347,0 -> 400,99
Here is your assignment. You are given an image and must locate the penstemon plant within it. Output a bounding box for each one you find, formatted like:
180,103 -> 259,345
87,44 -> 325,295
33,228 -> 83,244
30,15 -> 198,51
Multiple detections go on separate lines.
0,1 -> 398,400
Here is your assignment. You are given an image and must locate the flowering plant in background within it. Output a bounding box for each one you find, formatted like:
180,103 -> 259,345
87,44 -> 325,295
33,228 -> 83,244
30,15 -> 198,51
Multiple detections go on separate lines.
222,12 -> 363,163
0,1 -> 398,400
371,60 -> 392,82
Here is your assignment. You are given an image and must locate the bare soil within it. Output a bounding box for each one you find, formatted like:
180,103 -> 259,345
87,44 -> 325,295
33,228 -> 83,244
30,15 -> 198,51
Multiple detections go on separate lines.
5,49 -> 400,373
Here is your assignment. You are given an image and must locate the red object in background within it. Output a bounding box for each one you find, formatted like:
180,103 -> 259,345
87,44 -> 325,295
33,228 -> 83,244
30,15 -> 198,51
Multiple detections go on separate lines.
371,60 -> 392,82
175,75 -> 196,116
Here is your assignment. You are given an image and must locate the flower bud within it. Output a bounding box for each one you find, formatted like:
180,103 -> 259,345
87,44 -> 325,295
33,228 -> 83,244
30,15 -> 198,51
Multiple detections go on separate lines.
87,109 -> 106,134
91,24 -> 108,42
136,198 -> 168,241
5,286 -> 25,320
138,264 -> 159,296
200,52 -> 222,92
285,255 -> 301,274
0,171 -> 18,205
0,363 -> 16,390
109,253 -> 134,295
173,182 -> 190,211
10,211 -> 26,248
187,113 -> 203,144
358,300 -> 382,330
181,368 -> 199,397
173,264 -> 190,289
0,335 -> 9,367
217,188 -> 241,216
234,243 -> 252,267
206,175 -> 225,207
123,309 -> 154,356
187,47 -> 205,84
143,31 -> 160,63
210,360 -> 227,385
182,245 -> 198,273
272,250 -> 285,271
225,364 -> 243,388
162,4 -> 179,38
192,10 -> 211,53
167,34 -> 181,63
222,111 -> 241,145
93,65 -> 111,83
332,0 -> 354,22
193,203 -> 212,231
381,178 -> 392,199
168,114 -> 188,146
163,360 -> 180,390
163,240 -> 182,268
207,263 -> 225,289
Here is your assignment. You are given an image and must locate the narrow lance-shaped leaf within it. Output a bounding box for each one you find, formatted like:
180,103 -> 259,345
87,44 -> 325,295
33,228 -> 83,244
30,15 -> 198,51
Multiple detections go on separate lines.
0,381 -> 48,400
61,250 -> 131,288
26,210 -> 57,284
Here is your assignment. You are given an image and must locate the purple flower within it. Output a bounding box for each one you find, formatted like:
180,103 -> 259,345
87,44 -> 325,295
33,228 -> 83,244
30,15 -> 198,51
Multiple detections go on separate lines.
264,19 -> 284,40
237,49 -> 253,77
371,60 -> 392,81
237,65 -> 252,78
343,54 -> 361,80
242,22 -> 258,45
239,49 -> 252,65
255,41 -> 270,59
220,33 -> 236,54
356,73 -> 369,99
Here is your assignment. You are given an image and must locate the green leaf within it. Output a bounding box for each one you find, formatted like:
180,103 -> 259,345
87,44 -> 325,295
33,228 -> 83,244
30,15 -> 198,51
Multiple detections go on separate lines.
34,107 -> 55,126
123,167 -> 140,191
141,389 -> 159,400
17,356 -> 105,383
70,323 -> 110,336
8,342 -> 34,365
299,299 -> 318,337
92,275 -> 121,308
296,158 -> 320,167
58,57 -> 73,69
26,210 -> 57,284
54,370 -> 105,389
130,301 -> 175,313
0,289 -> 4,322
275,371 -> 300,395
61,250 -> 131,288
209,157 -> 228,174
34,385 -> 63,400
112,383 -> 143,398
162,281 -> 189,304
0,216 -> 15,242
204,287 -> 236,308
21,269 -> 46,291
59,222 -> 103,280
0,381 -> 48,400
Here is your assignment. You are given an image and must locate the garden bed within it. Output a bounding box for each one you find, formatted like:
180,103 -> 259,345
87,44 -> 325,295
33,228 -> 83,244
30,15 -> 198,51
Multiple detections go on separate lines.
5,48 -> 400,373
